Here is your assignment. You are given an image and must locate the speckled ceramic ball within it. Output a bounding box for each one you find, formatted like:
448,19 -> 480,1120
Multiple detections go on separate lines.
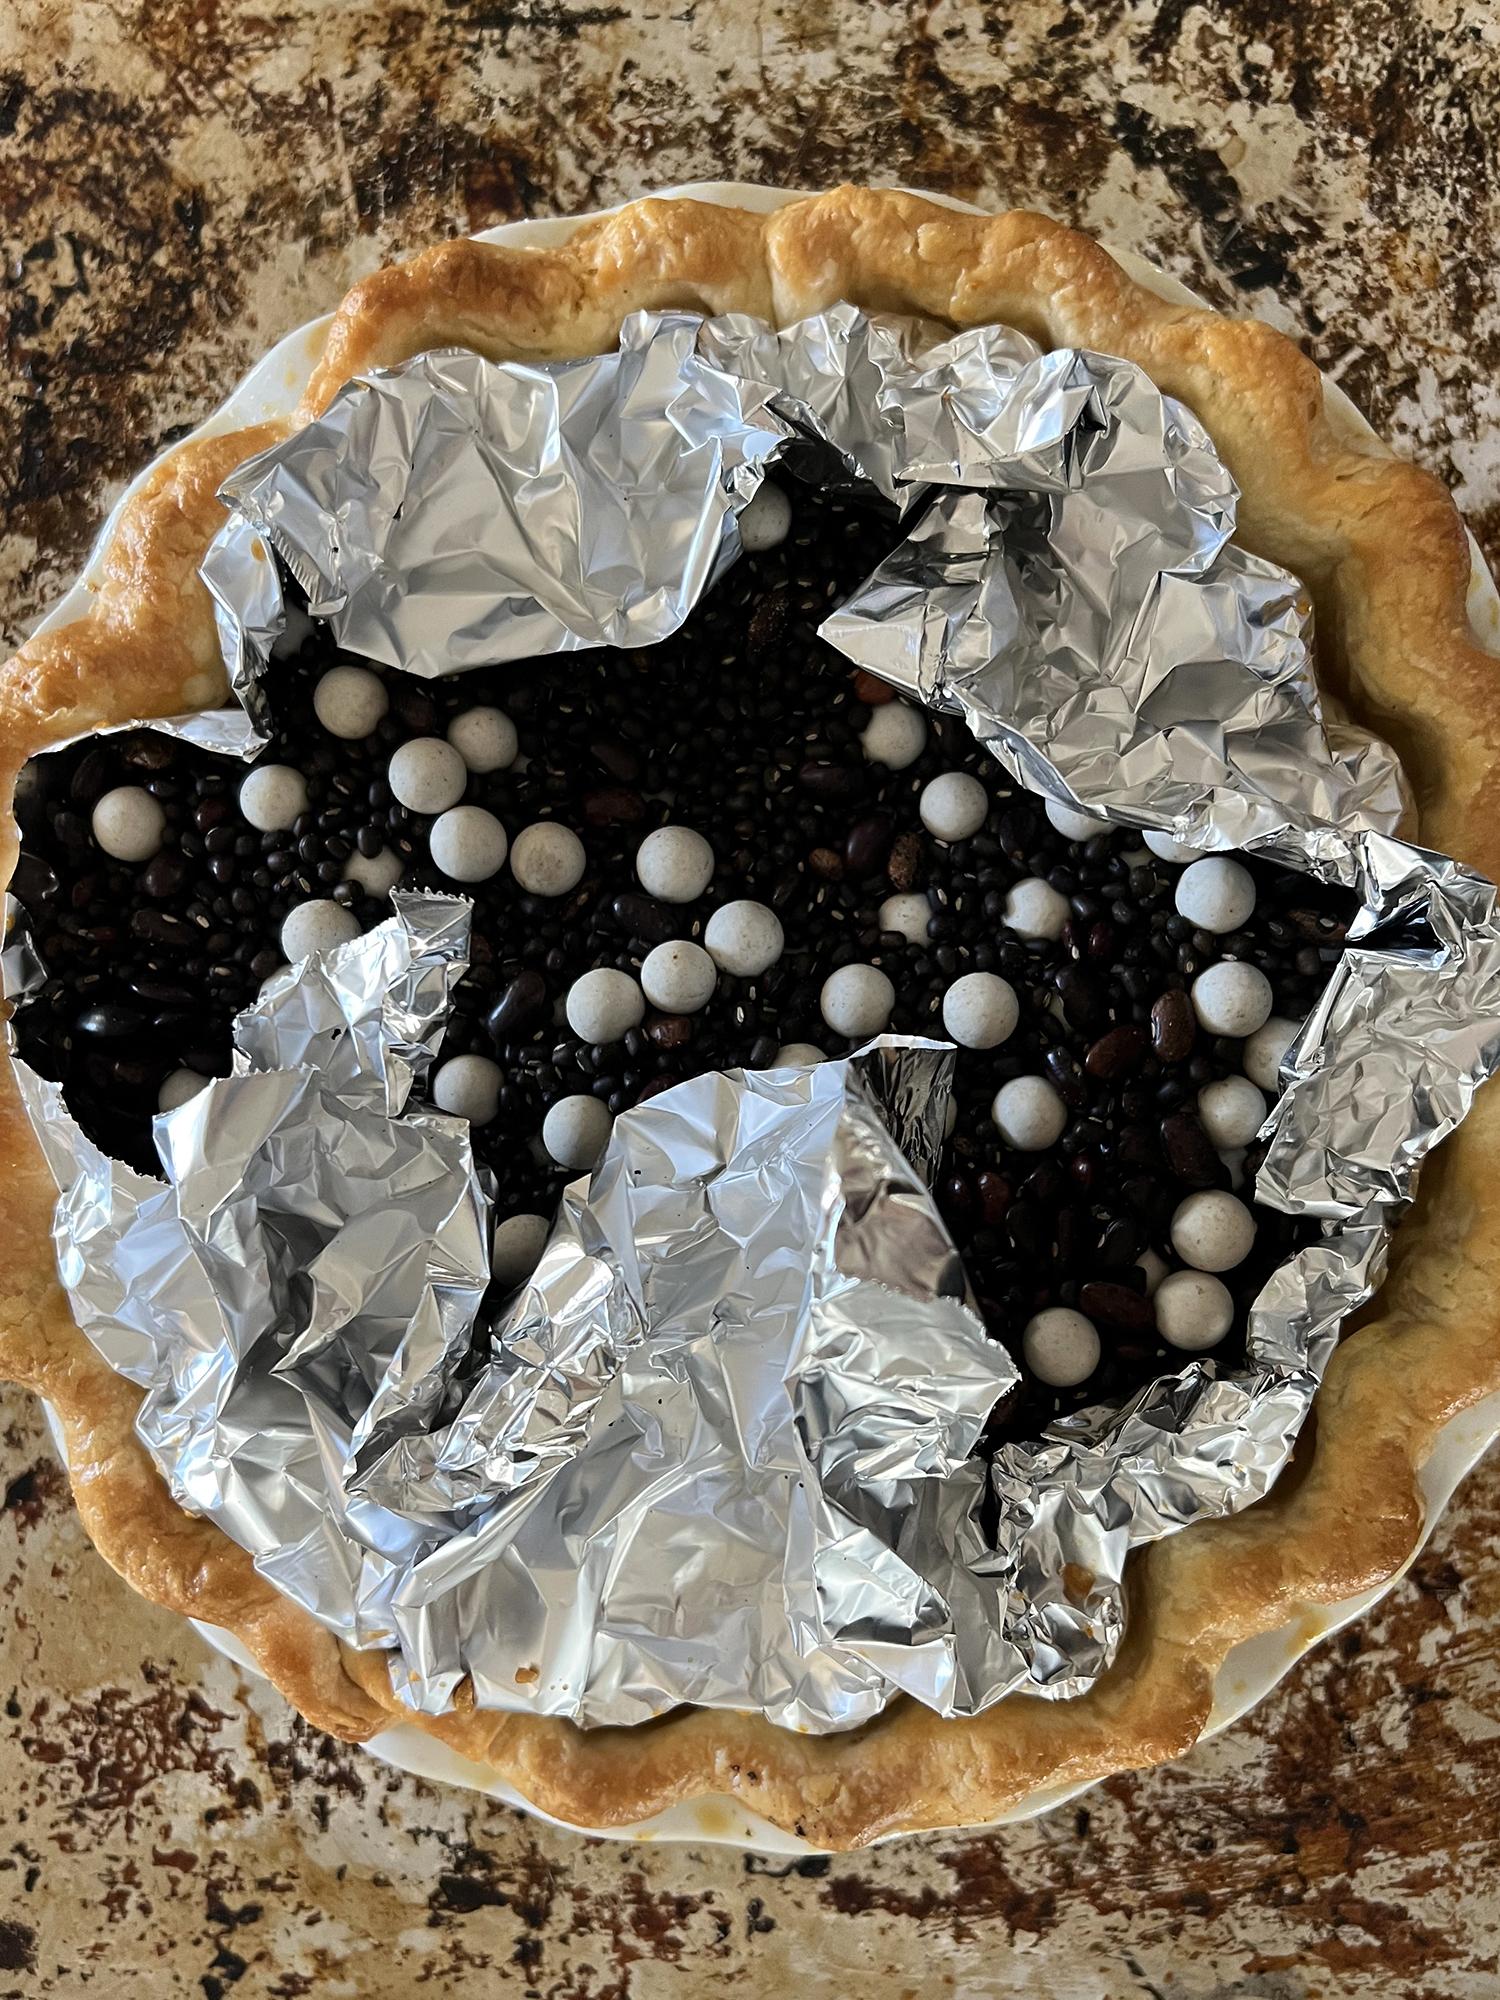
429,805 -> 508,883
1174,855 -> 1257,934
342,847 -> 404,896
1197,1075 -> 1267,1150
157,1066 -> 208,1112
641,940 -> 717,1014
876,892 -> 932,944
859,701 -> 927,770
238,763 -> 309,833
737,479 -> 793,552
1155,1269 -> 1235,1351
1001,876 -> 1070,942
941,971 -> 1019,1050
312,664 -> 388,740
492,1211 -> 550,1288
510,821 -> 586,898
1022,1308 -> 1101,1388
280,898 -> 360,962
1244,1015 -> 1300,1093
919,771 -> 989,843
1045,798 -> 1112,842
91,786 -> 165,862
446,705 -> 518,773
1170,1190 -> 1256,1272
432,1052 -> 502,1126
542,1093 -> 613,1172
635,825 -> 714,904
1190,960 -> 1274,1038
774,1042 -> 825,1067
1143,829 -> 1206,865
564,967 -> 645,1043
704,900 -> 784,978
388,737 -> 468,816
819,963 -> 895,1038
992,1074 -> 1068,1150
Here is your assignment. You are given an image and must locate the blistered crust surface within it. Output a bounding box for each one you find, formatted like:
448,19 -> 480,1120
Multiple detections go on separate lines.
2,187 -> 1497,1848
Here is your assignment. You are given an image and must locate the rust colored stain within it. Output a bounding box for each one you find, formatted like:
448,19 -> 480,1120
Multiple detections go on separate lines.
18,1675 -> 242,1826
1,1456 -> 62,1535
0,1919 -> 37,1974
1,1 -> 1499,1995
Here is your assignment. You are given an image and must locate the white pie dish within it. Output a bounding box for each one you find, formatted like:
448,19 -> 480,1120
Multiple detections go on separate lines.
28,178 -> 1500,1850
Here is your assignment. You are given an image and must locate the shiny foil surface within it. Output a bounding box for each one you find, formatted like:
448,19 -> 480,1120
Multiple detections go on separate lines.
9,305 -> 1500,1732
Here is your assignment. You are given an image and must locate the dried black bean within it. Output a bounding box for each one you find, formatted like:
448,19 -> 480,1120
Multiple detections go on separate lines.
1044,1046 -> 1089,1107
487,970 -> 548,1040
1056,967 -> 1105,1031
609,892 -> 682,944
76,1003 -> 145,1039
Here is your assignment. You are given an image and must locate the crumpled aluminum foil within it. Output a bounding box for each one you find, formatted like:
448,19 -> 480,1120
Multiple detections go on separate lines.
202,317 -> 790,720
10,302 -> 1500,1734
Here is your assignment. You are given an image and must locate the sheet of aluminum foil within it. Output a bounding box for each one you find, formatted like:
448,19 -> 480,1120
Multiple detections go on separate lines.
208,317 -> 790,685
9,303 -> 1500,1735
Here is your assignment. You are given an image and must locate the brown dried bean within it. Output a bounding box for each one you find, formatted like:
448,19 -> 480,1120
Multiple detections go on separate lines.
887,831 -> 924,890
940,1170 -> 974,1220
582,786 -> 646,827
1150,988 -> 1194,1061
798,760 -> 863,801
976,1170 -> 1012,1225
1161,1111 -> 1228,1188
1057,967 -> 1105,1031
1084,1024 -> 1148,1079
590,737 -> 641,783
1078,1281 -> 1157,1335
844,815 -> 892,875
747,588 -> 793,652
1117,1127 -> 1161,1172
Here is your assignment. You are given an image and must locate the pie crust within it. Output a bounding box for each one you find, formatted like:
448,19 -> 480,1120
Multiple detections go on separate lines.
2,187 -> 1498,1850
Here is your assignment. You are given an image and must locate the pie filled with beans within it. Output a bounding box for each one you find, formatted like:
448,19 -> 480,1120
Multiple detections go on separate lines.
1,188 -> 1496,1848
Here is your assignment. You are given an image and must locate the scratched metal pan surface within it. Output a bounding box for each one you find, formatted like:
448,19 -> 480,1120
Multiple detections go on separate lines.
34,180 -> 1500,1852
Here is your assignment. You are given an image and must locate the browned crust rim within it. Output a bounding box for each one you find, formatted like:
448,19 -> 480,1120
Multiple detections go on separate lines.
2,186 -> 1497,1850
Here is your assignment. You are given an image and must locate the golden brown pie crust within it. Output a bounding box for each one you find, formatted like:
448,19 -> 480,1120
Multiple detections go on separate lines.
3,187 -> 1498,1849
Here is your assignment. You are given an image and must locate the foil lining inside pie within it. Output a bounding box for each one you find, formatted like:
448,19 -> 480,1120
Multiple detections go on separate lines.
7,304 -> 1500,1733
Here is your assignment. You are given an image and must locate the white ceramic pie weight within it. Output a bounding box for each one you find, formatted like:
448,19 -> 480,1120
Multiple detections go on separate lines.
9,263 -> 1500,1754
